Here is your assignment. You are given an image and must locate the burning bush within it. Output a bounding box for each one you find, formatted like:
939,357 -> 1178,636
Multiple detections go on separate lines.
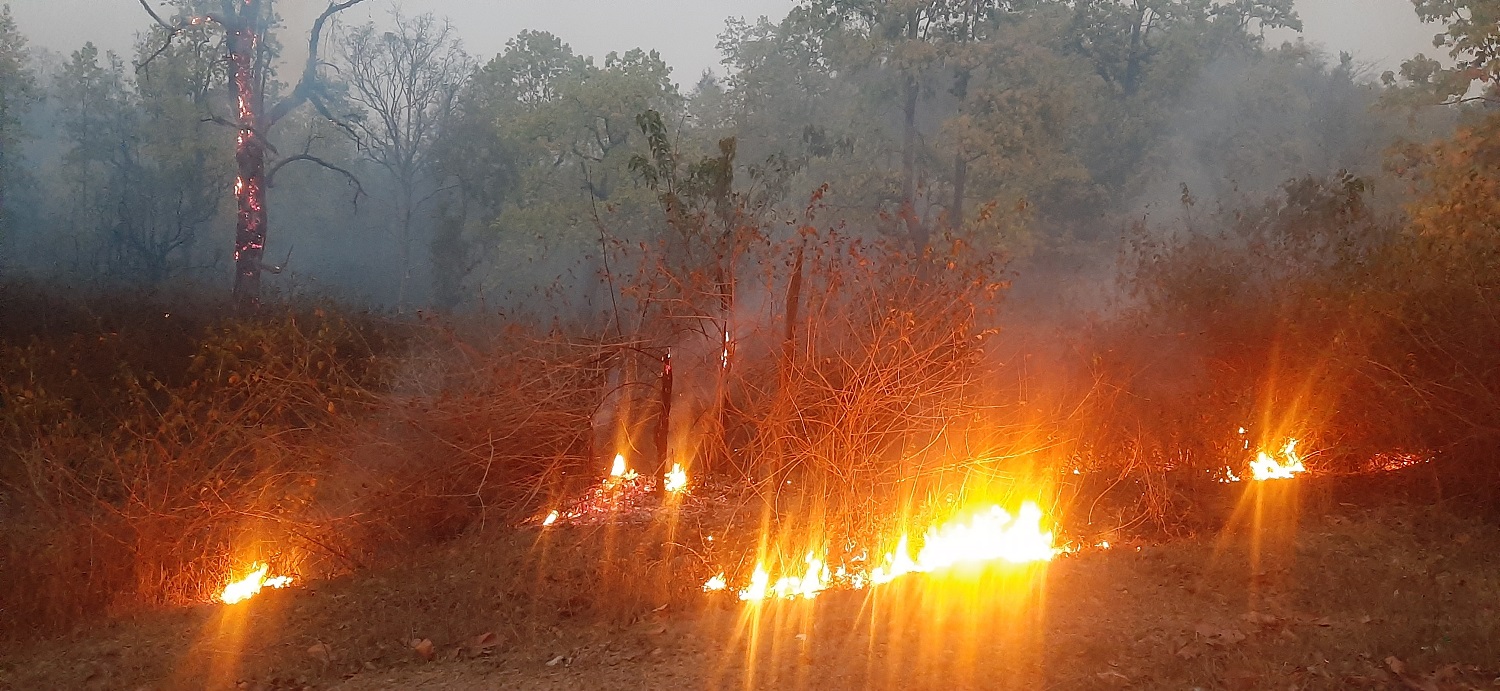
0,287 -> 394,633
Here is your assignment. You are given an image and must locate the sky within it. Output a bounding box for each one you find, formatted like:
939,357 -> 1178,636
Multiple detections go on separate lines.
11,0 -> 1445,85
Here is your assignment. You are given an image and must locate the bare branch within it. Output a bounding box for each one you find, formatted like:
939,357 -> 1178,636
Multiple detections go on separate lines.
133,2 -> 220,72
260,245 -> 294,275
136,0 -> 175,29
267,154 -> 365,202
267,0 -> 371,129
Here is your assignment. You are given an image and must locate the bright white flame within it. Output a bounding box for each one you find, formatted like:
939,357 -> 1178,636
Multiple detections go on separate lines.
1250,439 -> 1306,481
721,500 -> 1059,600
220,563 -> 293,604
872,501 -> 1057,585
740,565 -> 770,601
703,573 -> 728,592
542,510 -> 559,527
664,463 -> 688,493
607,453 -> 638,483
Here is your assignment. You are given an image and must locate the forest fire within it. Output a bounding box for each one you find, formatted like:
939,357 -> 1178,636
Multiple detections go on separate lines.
1249,439 -> 1306,481
219,563 -> 293,605
717,500 -> 1058,602
664,463 -> 688,494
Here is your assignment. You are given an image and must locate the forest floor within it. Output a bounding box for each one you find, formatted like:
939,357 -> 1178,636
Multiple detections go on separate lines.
3,477 -> 1499,691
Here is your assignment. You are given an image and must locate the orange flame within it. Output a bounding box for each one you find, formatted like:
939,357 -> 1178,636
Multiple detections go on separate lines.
664,463 -> 688,494
1250,439 -> 1306,481
608,453 -> 639,483
220,563 -> 293,604
721,500 -> 1058,602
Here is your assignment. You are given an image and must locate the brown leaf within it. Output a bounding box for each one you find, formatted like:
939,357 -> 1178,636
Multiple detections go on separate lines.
306,642 -> 332,663
468,632 -> 499,652
1176,643 -> 1203,660
1385,656 -> 1406,675
411,638 -> 434,661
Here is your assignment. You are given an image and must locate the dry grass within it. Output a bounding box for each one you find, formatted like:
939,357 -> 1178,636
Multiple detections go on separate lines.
1,477 -> 1495,690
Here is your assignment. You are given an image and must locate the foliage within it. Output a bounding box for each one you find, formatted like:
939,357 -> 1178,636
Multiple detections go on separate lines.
0,4 -> 37,243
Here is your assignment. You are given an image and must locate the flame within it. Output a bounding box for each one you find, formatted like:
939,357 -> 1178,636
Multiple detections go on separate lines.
720,500 -> 1058,601
664,463 -> 688,494
1250,439 -> 1306,481
542,510 -> 559,527
607,453 -> 639,484
219,563 -> 293,604
872,501 -> 1057,585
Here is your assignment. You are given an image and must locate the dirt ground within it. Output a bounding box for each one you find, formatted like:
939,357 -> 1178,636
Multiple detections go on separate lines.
3,481 -> 1498,691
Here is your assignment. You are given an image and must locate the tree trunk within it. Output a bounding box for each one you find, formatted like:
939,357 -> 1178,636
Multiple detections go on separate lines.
654,350 -> 673,499
902,74 -> 925,251
952,152 -> 967,231
228,18 -> 268,306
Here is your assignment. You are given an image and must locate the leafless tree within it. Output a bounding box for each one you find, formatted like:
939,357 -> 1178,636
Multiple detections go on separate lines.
335,8 -> 470,312
136,0 -> 367,305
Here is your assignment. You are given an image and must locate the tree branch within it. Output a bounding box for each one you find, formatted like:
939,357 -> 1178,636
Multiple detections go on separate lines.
267,154 -> 365,203
267,0 -> 371,129
134,2 -> 220,72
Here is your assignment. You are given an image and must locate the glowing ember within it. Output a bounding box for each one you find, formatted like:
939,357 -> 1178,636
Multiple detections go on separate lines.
542,510 -> 559,527
720,500 -> 1058,601
1250,439 -> 1306,481
664,463 -> 688,494
1217,466 -> 1243,483
220,563 -> 293,604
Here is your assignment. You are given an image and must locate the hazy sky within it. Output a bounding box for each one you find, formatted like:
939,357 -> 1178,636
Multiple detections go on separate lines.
12,0 -> 1444,85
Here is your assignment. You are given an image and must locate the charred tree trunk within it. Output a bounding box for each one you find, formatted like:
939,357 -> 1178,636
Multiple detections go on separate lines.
227,18 -> 268,305
654,350 -> 673,495
136,0 -> 368,306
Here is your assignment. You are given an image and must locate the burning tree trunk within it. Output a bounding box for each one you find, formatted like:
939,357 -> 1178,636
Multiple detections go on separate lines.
138,0 -> 367,306
654,350 -> 673,499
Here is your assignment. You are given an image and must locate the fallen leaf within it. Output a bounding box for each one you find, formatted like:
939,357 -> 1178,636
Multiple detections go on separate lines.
468,632 -> 499,653
546,655 -> 566,667
643,623 -> 667,636
1386,656 -> 1405,675
1176,643 -> 1203,660
307,642 -> 332,663
411,638 -> 434,661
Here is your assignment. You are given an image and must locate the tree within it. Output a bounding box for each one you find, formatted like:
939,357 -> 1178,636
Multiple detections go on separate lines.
49,40 -> 231,282
336,9 -> 471,312
0,3 -> 37,243
136,0 -> 368,305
